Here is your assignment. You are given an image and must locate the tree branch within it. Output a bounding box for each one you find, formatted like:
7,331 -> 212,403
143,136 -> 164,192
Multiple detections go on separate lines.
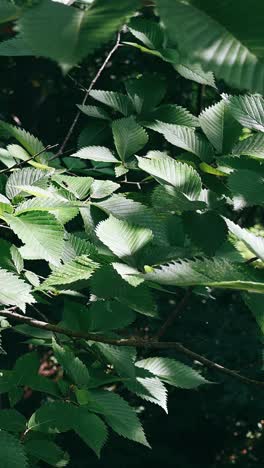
2,308 -> 264,388
155,287 -> 193,340
57,31 -> 121,157
0,144 -> 58,174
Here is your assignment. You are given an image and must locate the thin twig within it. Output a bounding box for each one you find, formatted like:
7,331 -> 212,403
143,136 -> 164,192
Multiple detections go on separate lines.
245,256 -> 258,265
0,144 -> 58,174
155,287 -> 193,340
57,31 -> 121,157
1,307 -> 264,388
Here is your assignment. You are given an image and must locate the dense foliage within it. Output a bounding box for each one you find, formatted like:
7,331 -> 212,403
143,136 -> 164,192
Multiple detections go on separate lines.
1,1 -> 264,466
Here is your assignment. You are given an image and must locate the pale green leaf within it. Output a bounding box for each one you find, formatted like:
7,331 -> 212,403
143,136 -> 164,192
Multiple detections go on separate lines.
144,257 -> 264,293
136,357 -> 209,389
52,174 -> 93,199
228,95 -> 264,132
43,255 -> 99,287
225,218 -> 264,261
10,245 -> 24,274
0,267 -> 35,311
90,179 -> 120,199
96,215 -> 153,260
72,146 -> 118,163
6,167 -> 48,199
4,212 -> 64,265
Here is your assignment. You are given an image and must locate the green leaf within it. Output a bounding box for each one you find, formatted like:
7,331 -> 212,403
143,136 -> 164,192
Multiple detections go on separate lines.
0,1 -> 19,24
90,90 -> 133,116
96,215 -> 153,261
243,293 -> 264,337
225,218 -> 264,261
183,211 -> 228,255
52,339 -> 90,387
77,104 -> 111,120
0,37 -> 33,57
73,409 -> 108,457
137,155 -> 202,197
0,121 -> 48,159
28,401 -> 75,433
87,300 -> 136,332
125,74 -> 166,114
72,146 -> 118,163
14,352 -> 59,397
228,169 -> 264,206
24,439 -> 69,467
0,431 -> 28,468
0,409 -> 26,433
77,121 -> 110,149
128,17 -> 165,50
147,121 -> 213,162
174,62 -> 216,88
228,95 -> 264,131
43,255 -> 99,287
7,0 -> 139,70
90,390 -> 150,447
136,358 -> 210,389
0,267 -> 34,311
144,257 -> 264,293
151,104 -> 199,127
112,117 -> 149,161
199,100 -> 241,153
28,402 -> 107,457
232,134 -> 264,159
156,0 -> 264,93
95,343 -> 136,377
91,266 -> 157,317
4,212 -> 64,265
5,167 -> 48,200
